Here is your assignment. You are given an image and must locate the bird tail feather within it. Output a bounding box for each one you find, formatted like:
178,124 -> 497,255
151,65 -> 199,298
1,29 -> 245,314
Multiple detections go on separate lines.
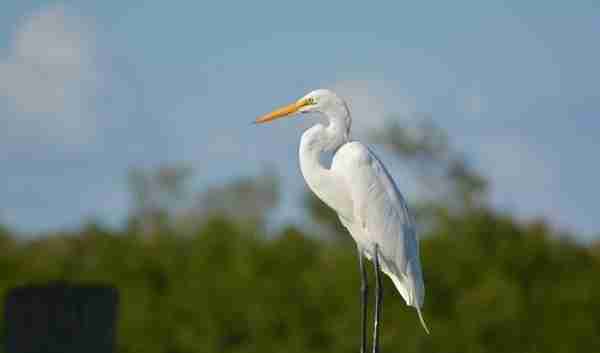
415,305 -> 430,334
388,270 -> 431,334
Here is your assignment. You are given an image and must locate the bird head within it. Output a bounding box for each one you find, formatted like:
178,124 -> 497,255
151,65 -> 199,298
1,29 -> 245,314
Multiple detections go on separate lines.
254,89 -> 346,124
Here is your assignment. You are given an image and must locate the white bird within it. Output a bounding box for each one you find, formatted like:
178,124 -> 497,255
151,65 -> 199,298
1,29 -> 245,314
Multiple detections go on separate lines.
255,89 -> 429,352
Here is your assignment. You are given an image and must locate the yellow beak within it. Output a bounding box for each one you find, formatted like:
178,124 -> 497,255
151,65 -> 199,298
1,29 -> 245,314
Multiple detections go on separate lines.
255,98 -> 310,124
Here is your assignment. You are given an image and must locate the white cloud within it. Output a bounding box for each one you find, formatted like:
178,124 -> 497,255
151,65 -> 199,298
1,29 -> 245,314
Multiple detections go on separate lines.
0,5 -> 98,148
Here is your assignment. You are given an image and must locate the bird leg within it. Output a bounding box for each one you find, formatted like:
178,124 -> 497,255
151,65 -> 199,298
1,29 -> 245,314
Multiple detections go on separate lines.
358,246 -> 368,353
373,244 -> 382,353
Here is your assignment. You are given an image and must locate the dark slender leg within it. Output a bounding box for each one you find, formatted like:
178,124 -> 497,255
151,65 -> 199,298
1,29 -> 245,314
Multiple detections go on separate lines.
373,244 -> 382,353
358,247 -> 368,353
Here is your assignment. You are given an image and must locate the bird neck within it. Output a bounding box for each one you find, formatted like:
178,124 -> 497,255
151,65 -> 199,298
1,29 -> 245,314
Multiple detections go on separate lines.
324,103 -> 351,151
298,107 -> 352,216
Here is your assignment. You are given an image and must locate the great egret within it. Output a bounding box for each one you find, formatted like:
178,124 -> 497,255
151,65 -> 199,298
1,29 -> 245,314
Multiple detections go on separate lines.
255,89 -> 429,352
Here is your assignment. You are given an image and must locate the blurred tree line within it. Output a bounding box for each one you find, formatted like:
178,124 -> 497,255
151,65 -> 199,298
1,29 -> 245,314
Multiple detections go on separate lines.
1,116 -> 599,353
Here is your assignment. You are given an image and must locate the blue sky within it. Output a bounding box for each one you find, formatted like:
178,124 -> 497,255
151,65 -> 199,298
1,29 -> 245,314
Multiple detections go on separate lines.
1,1 -> 598,240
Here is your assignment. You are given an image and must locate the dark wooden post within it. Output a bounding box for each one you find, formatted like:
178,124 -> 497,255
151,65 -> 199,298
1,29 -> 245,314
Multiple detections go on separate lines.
4,282 -> 118,353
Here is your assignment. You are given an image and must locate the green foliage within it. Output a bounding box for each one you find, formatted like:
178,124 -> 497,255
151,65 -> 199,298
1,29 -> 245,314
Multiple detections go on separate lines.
128,164 -> 195,235
191,168 -> 280,228
0,212 -> 599,353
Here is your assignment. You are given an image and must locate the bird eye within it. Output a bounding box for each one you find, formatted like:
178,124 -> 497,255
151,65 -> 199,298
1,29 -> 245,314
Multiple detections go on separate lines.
307,97 -> 316,105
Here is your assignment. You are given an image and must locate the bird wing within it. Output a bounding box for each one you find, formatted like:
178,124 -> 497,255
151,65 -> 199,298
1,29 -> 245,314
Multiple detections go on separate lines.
333,142 -> 426,309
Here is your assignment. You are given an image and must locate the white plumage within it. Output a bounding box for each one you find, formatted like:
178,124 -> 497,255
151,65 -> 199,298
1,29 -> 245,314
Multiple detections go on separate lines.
332,142 -> 428,332
256,88 -> 429,336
